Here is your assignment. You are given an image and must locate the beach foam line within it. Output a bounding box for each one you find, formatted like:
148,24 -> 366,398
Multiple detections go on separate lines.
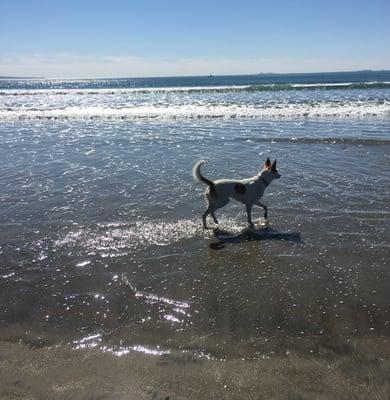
0,85 -> 249,96
1,81 -> 390,96
1,101 -> 389,120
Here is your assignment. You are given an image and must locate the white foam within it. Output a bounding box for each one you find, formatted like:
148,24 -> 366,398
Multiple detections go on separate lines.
0,85 -> 249,96
1,81 -> 389,96
1,101 -> 389,120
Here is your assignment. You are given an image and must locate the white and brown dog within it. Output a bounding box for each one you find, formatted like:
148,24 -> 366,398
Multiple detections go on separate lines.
193,158 -> 281,229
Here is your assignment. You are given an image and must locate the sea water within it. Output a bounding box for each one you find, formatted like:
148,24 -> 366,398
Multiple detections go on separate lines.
0,72 -> 389,360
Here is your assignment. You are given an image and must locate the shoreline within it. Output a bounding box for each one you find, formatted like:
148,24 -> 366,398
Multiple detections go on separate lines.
2,334 -> 390,399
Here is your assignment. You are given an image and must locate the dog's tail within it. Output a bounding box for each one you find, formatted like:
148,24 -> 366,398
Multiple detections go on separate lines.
192,160 -> 216,195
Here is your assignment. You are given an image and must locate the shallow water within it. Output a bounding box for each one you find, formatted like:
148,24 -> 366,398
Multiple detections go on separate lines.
0,74 -> 390,370
1,114 -> 389,360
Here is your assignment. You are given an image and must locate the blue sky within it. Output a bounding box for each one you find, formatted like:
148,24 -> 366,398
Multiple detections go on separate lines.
1,0 -> 389,77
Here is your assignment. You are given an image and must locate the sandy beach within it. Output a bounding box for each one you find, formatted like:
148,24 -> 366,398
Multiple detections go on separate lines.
2,334 -> 390,400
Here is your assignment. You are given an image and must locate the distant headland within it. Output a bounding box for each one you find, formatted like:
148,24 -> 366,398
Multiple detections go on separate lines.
256,69 -> 389,76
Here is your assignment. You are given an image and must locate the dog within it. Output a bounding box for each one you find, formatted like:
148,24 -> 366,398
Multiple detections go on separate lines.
193,158 -> 281,229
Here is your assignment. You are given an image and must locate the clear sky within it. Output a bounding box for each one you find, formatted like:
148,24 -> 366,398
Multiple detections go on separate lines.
1,0 -> 389,78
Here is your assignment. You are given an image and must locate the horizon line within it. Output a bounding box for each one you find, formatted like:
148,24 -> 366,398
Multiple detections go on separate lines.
1,68 -> 390,81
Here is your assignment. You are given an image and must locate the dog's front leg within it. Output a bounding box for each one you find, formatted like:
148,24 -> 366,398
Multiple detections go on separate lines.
256,201 -> 268,219
245,204 -> 254,228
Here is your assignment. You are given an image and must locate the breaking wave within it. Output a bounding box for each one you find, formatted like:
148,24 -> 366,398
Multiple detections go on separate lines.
1,101 -> 389,120
1,81 -> 390,96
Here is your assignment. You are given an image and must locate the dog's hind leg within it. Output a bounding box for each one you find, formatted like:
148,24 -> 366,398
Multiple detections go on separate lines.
203,205 -> 220,229
202,196 -> 228,229
202,205 -> 218,229
202,207 -> 211,229
211,212 -> 218,224
246,204 -> 254,228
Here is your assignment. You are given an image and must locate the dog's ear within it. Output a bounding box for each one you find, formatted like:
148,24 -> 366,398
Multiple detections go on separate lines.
265,158 -> 271,168
271,159 -> 277,171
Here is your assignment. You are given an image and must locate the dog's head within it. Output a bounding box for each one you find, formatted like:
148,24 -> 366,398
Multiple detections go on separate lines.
260,158 -> 281,181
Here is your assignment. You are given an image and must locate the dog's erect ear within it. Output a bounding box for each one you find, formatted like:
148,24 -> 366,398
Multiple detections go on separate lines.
265,158 -> 271,168
271,159 -> 277,171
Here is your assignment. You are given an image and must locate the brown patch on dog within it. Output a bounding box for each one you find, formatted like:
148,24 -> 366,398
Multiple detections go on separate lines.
234,183 -> 246,194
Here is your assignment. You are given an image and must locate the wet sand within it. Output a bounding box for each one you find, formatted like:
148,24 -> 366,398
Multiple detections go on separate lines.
2,335 -> 390,400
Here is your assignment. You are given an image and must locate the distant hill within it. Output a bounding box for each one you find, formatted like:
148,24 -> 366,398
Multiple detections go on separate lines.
256,69 -> 390,76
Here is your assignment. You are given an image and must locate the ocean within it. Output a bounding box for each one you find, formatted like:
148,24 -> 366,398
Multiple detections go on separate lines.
1,71 -> 390,399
